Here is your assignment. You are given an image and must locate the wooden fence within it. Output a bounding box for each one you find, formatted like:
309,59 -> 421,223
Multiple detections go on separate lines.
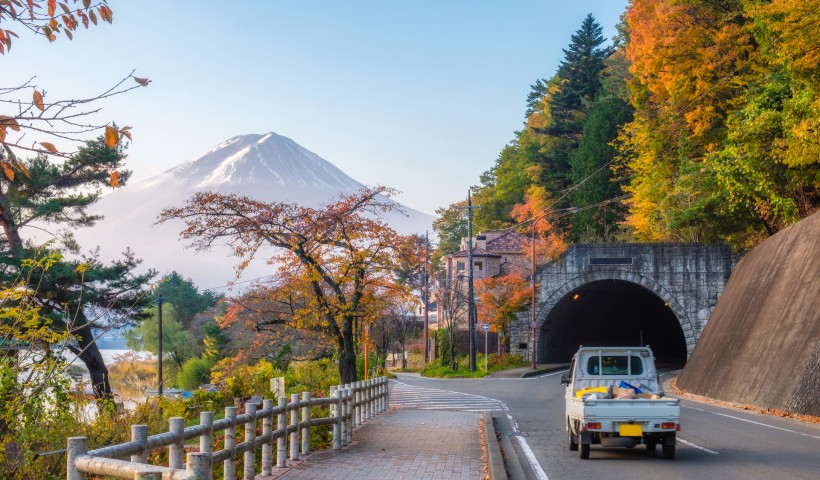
66,377 -> 389,480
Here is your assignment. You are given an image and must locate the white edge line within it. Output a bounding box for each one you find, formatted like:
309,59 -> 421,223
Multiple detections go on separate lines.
535,370 -> 568,378
710,412 -> 820,441
678,438 -> 719,454
504,406 -> 549,480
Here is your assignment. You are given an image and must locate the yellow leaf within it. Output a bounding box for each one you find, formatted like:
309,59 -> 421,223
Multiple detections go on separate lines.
48,0 -> 56,18
14,161 -> 31,179
109,171 -> 119,188
40,141 -> 58,153
33,90 -> 44,111
104,125 -> 118,148
2,162 -> 15,181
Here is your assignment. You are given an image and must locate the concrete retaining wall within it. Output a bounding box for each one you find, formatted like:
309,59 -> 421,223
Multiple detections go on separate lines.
677,212 -> 820,416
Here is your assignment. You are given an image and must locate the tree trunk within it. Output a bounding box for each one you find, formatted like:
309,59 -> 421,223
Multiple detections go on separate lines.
70,323 -> 113,401
338,318 -> 357,384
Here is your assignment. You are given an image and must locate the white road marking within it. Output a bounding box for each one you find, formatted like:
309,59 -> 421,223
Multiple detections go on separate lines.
534,370 -> 568,378
678,437 -> 719,454
682,405 -> 820,440
503,406 -> 550,480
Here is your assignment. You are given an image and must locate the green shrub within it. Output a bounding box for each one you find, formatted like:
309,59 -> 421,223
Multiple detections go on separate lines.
177,357 -> 212,390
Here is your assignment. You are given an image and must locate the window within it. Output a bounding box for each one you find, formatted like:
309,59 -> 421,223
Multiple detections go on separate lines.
586,355 -> 643,375
457,262 -> 465,271
474,261 -> 483,271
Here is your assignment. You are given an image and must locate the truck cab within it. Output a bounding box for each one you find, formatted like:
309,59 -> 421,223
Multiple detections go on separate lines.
562,346 -> 680,459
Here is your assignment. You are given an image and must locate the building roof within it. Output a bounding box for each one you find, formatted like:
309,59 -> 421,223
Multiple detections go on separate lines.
450,247 -> 501,258
485,230 -> 529,253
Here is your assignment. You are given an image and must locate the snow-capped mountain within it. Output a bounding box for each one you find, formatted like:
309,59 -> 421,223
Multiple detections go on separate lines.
66,132 -> 433,290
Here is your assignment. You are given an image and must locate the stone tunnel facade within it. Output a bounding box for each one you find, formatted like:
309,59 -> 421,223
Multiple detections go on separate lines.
509,243 -> 736,362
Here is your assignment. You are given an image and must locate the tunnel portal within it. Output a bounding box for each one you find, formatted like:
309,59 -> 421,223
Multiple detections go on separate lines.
537,279 -> 687,364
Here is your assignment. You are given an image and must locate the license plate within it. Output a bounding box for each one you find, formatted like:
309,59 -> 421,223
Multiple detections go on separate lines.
619,423 -> 642,436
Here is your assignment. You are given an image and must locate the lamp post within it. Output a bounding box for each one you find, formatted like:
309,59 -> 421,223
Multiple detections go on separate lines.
530,208 -> 578,369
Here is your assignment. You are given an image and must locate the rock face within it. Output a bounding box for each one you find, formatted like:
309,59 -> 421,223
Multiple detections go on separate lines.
677,212 -> 820,416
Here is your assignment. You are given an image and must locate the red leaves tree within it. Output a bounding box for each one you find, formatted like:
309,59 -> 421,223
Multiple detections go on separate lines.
475,273 -> 530,355
159,186 -> 414,383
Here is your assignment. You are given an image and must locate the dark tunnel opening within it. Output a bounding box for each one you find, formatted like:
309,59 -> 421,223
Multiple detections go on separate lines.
538,279 -> 687,364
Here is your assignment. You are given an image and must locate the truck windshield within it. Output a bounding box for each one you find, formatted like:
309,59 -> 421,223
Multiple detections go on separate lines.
587,355 -> 644,375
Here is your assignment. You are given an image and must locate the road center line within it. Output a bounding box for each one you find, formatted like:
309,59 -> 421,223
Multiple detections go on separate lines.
678,437 -> 719,454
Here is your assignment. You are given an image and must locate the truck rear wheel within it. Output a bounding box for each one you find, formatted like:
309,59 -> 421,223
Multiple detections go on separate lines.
579,435 -> 590,459
662,444 -> 675,459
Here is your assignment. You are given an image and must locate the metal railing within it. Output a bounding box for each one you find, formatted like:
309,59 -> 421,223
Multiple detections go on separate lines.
66,377 -> 389,480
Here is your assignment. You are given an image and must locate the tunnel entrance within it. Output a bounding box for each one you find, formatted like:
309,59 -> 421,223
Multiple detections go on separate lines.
538,279 -> 687,364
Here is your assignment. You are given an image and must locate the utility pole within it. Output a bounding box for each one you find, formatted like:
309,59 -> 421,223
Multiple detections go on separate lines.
467,191 -> 477,372
157,294 -> 163,398
423,230 -> 430,364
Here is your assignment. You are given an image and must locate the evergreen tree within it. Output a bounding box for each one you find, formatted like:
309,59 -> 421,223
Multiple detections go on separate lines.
0,138 -> 155,400
569,96 -> 632,242
153,271 -> 220,327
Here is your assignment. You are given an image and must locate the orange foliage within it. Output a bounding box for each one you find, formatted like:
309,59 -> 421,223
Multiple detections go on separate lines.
475,273 -> 530,352
511,185 -> 568,263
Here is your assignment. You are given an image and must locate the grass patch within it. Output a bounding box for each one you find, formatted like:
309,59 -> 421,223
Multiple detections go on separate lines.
420,354 -> 527,378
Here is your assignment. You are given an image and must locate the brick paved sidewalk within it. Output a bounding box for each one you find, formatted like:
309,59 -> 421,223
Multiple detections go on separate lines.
271,409 -> 485,480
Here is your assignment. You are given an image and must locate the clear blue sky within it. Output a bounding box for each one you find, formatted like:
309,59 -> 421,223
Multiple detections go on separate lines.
4,1 -> 628,215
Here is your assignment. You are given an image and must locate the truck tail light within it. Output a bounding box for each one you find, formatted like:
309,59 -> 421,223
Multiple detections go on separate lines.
587,422 -> 601,430
662,422 -> 675,430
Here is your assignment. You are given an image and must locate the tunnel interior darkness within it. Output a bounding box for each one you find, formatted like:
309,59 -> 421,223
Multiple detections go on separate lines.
538,279 -> 687,364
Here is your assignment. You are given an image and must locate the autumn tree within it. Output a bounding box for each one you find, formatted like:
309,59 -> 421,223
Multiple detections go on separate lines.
475,273 -> 530,355
159,187 -> 415,384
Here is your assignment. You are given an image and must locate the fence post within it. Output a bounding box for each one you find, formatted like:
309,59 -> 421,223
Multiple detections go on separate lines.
276,396 -> 287,468
330,386 -> 340,450
244,402 -> 257,480
186,452 -> 210,480
261,399 -> 273,476
367,379 -> 374,420
384,377 -> 390,411
301,391 -> 310,455
67,436 -> 87,480
341,385 -> 350,445
352,382 -> 359,427
199,411 -> 214,480
289,393 -> 300,461
224,406 -> 237,480
359,381 -> 366,425
169,417 -> 184,469
131,425 -> 148,463
344,386 -> 353,444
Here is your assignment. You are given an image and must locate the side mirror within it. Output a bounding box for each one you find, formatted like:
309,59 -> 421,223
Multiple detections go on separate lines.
560,373 -> 569,386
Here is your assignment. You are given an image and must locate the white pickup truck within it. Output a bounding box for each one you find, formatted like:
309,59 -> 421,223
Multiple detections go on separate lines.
561,346 -> 681,459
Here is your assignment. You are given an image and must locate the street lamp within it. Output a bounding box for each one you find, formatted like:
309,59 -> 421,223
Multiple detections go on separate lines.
530,208 -> 578,369
157,294 -> 163,397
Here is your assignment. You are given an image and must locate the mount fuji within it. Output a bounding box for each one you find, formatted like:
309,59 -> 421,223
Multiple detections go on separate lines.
67,132 -> 434,290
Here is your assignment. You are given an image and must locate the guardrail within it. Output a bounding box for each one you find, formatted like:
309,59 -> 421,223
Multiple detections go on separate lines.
66,377 -> 389,480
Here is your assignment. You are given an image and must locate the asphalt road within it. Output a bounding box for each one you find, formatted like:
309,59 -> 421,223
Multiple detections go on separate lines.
392,371 -> 820,480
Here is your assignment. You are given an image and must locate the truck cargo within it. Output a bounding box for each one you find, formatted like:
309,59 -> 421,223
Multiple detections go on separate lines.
562,346 -> 681,459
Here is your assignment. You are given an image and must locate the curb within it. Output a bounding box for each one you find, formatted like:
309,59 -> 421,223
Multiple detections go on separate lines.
520,364 -> 569,378
483,411 -> 506,480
